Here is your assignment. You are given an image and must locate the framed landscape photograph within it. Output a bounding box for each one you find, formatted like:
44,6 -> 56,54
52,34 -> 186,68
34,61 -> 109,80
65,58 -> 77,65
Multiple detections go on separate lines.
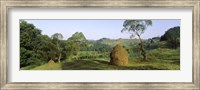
0,0 -> 200,90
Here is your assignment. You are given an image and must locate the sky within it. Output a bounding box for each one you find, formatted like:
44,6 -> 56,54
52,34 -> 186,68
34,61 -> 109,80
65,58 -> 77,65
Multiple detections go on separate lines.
24,20 -> 180,40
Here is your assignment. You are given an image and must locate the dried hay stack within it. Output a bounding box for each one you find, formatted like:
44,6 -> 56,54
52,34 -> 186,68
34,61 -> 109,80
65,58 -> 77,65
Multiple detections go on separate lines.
48,60 -> 55,69
110,44 -> 128,66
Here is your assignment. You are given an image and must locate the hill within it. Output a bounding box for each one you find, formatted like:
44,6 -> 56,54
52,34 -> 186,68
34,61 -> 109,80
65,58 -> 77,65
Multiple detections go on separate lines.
95,38 -> 140,47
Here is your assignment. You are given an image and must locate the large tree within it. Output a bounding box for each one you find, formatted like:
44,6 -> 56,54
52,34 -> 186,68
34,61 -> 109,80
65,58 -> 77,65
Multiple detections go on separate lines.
20,21 -> 68,68
121,20 -> 152,61
51,33 -> 64,63
20,21 -> 49,67
160,26 -> 180,48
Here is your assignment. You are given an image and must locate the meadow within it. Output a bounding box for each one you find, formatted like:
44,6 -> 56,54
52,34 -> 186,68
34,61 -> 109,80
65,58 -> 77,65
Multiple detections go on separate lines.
21,39 -> 180,70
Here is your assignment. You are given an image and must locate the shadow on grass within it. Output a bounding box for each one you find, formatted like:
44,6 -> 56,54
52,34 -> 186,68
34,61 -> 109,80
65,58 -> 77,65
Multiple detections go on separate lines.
61,59 -> 168,70
61,60 -> 108,70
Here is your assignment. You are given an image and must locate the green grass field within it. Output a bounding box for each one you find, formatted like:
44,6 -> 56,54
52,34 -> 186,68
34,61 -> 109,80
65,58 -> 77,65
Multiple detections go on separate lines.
21,48 -> 180,70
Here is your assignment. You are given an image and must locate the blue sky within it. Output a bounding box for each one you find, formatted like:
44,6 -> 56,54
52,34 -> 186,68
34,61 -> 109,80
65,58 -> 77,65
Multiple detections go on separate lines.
24,20 -> 180,40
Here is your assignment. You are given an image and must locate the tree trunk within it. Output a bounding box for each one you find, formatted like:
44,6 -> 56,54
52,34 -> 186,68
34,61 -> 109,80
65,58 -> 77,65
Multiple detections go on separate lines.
137,34 -> 147,61
58,53 -> 61,63
56,40 -> 62,63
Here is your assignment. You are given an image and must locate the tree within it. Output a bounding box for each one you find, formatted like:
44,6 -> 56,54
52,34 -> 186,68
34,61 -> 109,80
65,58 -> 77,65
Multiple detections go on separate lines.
66,32 -> 88,60
20,21 -> 68,68
51,33 -> 64,63
121,20 -> 152,61
160,26 -> 180,48
20,21 -> 46,67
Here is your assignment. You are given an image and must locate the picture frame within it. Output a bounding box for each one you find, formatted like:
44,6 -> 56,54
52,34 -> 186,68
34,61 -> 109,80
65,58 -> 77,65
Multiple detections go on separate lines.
0,0 -> 199,89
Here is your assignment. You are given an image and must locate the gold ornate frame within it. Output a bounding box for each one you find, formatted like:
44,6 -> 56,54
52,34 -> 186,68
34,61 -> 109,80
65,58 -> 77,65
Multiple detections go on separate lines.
0,0 -> 199,89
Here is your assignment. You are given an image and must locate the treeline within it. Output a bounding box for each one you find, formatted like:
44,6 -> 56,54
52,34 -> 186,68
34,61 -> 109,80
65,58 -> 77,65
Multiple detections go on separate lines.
20,21 -> 88,67
20,21 -> 112,68
143,26 -> 180,49
20,21 -> 64,67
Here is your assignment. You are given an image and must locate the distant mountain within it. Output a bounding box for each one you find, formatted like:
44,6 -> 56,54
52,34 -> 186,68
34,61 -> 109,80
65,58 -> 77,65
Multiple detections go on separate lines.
96,38 -> 140,47
98,38 -> 110,41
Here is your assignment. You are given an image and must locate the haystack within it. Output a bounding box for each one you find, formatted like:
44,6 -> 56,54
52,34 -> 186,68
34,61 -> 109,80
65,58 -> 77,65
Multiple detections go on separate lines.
110,44 -> 128,66
48,60 -> 55,69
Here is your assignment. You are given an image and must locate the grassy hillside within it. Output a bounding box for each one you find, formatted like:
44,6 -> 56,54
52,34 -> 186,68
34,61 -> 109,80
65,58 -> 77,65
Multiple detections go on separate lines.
23,48 -> 179,70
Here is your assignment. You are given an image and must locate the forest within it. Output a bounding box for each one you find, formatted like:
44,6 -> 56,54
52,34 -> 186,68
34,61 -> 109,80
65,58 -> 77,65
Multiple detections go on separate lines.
20,20 -> 180,70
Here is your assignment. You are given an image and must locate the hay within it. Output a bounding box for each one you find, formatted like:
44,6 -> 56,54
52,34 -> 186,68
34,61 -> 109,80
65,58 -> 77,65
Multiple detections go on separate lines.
48,60 -> 56,69
110,44 -> 128,66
